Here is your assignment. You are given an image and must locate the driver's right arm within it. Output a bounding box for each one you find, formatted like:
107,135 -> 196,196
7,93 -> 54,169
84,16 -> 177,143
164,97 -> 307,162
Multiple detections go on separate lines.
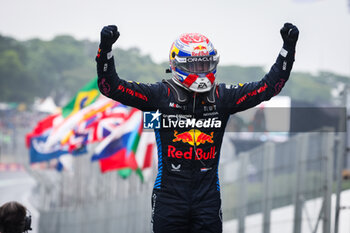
96,50 -> 164,111
96,25 -> 165,111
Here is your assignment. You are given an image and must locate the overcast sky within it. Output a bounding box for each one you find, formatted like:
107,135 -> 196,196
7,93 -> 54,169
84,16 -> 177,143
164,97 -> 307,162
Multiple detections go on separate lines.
1,0 -> 350,77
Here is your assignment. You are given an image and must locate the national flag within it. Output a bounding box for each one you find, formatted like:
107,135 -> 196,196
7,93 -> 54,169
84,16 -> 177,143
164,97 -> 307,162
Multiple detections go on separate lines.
92,109 -> 142,173
131,131 -> 155,181
25,113 -> 76,166
29,130 -> 87,164
29,134 -> 68,163
26,76 -> 155,177
65,100 -> 130,151
114,121 -> 143,178
91,132 -> 132,162
25,113 -> 60,148
26,77 -> 99,165
98,127 -> 155,181
61,77 -> 100,118
44,96 -> 112,150
138,134 -> 155,170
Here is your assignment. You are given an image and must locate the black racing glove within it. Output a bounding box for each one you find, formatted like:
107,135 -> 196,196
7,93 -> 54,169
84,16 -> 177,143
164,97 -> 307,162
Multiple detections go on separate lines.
280,23 -> 299,51
99,25 -> 120,52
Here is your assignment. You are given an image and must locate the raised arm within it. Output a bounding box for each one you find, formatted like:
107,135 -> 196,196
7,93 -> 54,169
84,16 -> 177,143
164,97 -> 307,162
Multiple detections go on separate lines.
96,25 -> 165,111
220,23 -> 299,114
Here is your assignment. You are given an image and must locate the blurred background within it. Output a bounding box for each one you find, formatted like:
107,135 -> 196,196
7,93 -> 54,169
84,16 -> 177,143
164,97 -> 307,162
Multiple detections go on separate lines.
1,0 -> 350,232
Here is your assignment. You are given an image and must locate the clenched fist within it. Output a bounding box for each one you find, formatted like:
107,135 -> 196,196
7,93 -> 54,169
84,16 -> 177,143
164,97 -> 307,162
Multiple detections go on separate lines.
280,23 -> 299,51
99,25 -> 120,52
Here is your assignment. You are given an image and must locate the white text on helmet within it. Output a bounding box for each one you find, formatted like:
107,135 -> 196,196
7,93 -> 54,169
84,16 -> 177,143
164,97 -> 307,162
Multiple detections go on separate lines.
186,57 -> 213,63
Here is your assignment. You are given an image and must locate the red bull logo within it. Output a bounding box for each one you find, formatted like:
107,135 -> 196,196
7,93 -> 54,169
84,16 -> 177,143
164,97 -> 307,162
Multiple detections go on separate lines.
193,45 -> 207,51
167,145 -> 216,160
192,45 -> 209,56
173,129 -> 214,146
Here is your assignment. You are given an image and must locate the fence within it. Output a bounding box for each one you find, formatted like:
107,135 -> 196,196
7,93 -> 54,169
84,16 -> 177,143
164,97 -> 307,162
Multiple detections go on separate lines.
220,131 -> 343,233
29,130 -> 344,233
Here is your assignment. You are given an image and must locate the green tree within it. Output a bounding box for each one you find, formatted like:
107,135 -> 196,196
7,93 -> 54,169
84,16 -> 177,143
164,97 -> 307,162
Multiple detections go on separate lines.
0,34 -> 348,106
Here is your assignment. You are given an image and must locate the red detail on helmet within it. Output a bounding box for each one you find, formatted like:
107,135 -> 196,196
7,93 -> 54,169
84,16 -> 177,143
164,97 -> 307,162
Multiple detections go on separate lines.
206,73 -> 215,84
183,74 -> 198,88
180,33 -> 208,45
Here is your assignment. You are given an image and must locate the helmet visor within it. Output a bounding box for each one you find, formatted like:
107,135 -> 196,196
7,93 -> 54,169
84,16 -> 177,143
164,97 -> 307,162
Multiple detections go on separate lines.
174,54 -> 219,74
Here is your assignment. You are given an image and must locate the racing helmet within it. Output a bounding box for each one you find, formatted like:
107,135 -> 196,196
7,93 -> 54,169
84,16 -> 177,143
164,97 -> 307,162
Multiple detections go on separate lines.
169,33 -> 219,92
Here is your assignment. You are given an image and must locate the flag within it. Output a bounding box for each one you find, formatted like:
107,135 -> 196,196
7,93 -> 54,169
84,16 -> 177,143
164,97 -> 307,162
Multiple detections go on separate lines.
29,131 -> 86,164
115,121 -> 143,178
132,131 -> 155,181
26,113 -> 70,164
29,134 -> 68,163
91,106 -> 155,180
101,129 -> 155,181
26,77 -> 155,178
65,100 -> 130,151
26,77 -> 100,165
61,77 -> 99,118
92,109 -> 142,173
137,134 -> 155,170
25,113 -> 60,148
44,96 -> 112,150
100,130 -> 155,180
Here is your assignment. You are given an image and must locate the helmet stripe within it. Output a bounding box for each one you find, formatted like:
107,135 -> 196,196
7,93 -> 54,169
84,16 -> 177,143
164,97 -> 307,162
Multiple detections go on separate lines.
178,50 -> 191,57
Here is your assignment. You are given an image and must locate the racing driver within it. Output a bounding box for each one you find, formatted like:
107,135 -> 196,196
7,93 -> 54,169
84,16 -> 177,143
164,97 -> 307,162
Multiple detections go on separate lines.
96,23 -> 299,233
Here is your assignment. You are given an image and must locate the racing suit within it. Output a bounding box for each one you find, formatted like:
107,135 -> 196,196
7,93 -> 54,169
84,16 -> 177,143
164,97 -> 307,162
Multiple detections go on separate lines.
96,46 -> 295,233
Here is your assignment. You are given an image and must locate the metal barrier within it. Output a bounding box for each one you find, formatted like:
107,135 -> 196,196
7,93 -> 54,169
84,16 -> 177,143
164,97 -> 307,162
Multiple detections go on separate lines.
29,131 -> 343,233
220,132 -> 342,233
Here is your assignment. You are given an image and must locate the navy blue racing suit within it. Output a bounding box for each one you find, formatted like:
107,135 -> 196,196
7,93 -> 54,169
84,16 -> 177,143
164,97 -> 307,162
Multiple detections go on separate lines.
96,46 -> 295,233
